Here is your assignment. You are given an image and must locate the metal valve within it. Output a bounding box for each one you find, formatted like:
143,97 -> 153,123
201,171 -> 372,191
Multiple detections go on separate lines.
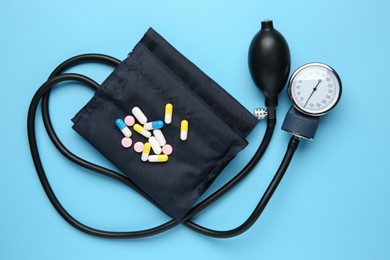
254,108 -> 268,120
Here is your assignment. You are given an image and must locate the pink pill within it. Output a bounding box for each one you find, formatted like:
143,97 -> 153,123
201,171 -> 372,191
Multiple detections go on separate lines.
162,144 -> 173,155
133,142 -> 144,153
121,137 -> 132,148
124,115 -> 135,126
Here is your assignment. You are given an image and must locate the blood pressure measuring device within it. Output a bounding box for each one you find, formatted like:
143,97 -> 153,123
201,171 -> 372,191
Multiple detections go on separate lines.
27,20 -> 342,239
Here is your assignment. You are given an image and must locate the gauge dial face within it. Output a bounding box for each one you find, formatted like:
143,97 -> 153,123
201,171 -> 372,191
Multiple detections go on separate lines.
288,63 -> 342,116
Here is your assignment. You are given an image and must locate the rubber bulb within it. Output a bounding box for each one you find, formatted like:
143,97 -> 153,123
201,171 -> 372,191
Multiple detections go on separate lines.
248,19 -> 291,107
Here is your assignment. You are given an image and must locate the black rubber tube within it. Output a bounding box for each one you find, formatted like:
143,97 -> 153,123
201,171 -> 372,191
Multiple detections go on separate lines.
183,136 -> 300,238
28,53 -> 298,238
28,74 -> 177,238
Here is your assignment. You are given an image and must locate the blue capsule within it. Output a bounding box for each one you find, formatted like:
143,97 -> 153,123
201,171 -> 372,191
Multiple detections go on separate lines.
115,118 -> 132,137
143,120 -> 164,130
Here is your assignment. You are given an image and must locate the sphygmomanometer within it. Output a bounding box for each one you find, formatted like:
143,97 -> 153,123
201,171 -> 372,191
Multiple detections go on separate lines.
27,20 -> 342,238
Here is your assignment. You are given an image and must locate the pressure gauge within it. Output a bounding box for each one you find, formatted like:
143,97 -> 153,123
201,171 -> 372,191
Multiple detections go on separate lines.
288,63 -> 342,116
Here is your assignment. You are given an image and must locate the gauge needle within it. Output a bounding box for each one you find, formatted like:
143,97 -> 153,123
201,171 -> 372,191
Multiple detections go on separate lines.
304,79 -> 322,108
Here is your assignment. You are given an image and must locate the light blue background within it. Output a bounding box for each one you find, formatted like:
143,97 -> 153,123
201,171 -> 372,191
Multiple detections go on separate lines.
1,0 -> 389,259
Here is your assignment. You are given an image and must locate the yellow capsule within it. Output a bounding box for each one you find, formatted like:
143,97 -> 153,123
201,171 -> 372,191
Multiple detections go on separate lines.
165,103 -> 173,124
148,154 -> 169,162
133,123 -> 151,138
180,120 -> 188,141
141,142 -> 151,162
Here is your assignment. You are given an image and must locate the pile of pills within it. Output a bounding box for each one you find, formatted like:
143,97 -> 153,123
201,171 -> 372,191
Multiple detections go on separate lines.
115,103 -> 188,163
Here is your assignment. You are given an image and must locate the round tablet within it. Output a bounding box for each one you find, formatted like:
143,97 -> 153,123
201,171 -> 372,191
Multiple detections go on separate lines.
124,115 -> 135,126
133,142 -> 144,153
121,137 -> 132,148
162,144 -> 173,155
